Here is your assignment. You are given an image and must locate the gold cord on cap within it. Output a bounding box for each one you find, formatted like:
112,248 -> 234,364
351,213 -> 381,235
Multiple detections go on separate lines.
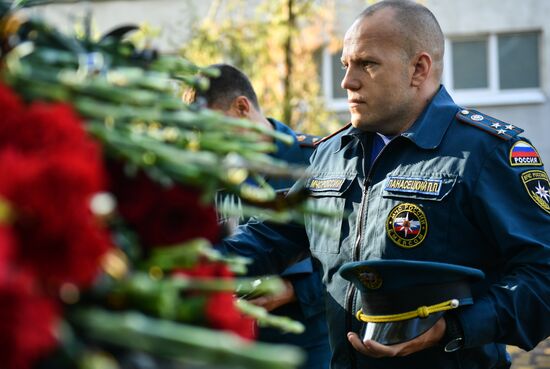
356,299 -> 460,323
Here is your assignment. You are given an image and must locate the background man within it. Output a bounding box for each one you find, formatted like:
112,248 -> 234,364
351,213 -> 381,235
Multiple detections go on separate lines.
188,64 -> 330,369
220,1 -> 550,368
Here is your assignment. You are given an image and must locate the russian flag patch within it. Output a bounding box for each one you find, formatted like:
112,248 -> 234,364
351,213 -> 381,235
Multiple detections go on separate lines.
509,141 -> 543,167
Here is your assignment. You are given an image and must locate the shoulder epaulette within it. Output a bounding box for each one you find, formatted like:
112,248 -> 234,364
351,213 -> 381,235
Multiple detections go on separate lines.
295,132 -> 321,148
456,109 -> 523,140
314,123 -> 353,146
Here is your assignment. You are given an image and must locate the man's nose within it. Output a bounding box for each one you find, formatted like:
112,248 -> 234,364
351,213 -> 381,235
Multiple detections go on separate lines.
341,67 -> 360,91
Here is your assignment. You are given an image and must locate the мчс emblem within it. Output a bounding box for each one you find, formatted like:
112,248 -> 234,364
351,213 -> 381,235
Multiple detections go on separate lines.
521,170 -> 550,214
386,203 -> 428,248
509,141 -> 543,167
357,267 -> 382,290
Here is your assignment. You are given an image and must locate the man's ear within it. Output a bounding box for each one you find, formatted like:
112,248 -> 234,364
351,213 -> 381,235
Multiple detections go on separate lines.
410,52 -> 432,87
231,96 -> 252,118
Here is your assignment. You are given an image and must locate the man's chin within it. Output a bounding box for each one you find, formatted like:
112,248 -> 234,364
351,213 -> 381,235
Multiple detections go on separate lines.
350,117 -> 375,132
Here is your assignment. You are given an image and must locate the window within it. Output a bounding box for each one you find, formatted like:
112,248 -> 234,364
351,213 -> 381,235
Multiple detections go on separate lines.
320,48 -> 348,111
451,39 -> 488,89
445,31 -> 544,106
330,52 -> 347,99
498,33 -> 539,90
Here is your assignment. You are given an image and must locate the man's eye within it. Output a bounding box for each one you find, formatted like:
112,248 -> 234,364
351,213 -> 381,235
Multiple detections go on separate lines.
340,64 -> 348,70
361,61 -> 374,69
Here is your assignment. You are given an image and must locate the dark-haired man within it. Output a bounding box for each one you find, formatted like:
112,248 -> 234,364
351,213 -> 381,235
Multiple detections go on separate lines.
220,1 -> 550,368
188,64 -> 330,369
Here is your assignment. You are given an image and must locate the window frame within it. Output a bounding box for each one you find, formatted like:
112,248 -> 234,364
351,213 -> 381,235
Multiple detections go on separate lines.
444,31 -> 545,107
322,47 -> 349,111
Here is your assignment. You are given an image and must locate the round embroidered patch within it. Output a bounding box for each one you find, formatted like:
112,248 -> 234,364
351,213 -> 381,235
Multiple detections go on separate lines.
357,267 -> 383,290
520,170 -> 550,214
386,203 -> 428,248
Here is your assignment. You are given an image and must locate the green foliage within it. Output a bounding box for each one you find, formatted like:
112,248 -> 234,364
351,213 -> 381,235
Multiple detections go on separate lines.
182,0 -> 340,135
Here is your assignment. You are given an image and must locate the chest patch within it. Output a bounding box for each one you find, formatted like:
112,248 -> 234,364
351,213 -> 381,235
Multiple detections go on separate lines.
386,203 -> 428,249
509,141 -> 543,167
384,176 -> 442,196
520,170 -> 550,215
307,176 -> 345,192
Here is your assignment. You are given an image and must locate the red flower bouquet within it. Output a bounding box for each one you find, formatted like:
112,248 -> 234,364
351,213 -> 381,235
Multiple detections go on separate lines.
0,7 -> 308,369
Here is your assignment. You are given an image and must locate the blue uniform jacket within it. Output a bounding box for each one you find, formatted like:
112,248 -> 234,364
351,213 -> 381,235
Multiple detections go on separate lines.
221,87 -> 550,369
249,118 -> 330,369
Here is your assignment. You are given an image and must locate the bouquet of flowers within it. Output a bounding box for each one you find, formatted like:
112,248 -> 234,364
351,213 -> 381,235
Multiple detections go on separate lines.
0,2 -> 312,369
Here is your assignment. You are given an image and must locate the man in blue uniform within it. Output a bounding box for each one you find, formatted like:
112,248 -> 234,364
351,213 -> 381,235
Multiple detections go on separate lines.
189,64 -> 330,369
220,1 -> 550,369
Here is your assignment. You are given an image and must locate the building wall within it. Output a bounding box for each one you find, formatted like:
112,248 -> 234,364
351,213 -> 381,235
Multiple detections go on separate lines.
25,0 -> 211,51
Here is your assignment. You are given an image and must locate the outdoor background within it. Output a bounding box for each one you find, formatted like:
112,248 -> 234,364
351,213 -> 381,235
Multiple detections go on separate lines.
30,1 -> 550,367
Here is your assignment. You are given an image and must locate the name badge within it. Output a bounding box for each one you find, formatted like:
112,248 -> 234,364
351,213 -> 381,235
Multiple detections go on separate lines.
307,176 -> 346,192
384,176 -> 442,196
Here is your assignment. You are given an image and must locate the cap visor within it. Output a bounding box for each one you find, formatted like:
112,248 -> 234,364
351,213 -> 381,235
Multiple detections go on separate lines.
362,312 -> 444,345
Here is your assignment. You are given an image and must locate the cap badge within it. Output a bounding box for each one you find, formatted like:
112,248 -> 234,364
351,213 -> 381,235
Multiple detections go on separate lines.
386,203 -> 428,248
357,267 -> 382,290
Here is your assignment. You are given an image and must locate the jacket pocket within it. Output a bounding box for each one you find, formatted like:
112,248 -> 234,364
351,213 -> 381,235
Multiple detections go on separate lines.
304,174 -> 355,254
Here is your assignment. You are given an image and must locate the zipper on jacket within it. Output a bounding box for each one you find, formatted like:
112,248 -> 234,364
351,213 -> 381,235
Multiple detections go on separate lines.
345,135 -> 372,369
344,134 -> 395,369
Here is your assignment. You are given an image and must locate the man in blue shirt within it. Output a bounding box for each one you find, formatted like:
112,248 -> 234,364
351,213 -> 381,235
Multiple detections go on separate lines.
188,64 -> 330,369
219,1 -> 550,368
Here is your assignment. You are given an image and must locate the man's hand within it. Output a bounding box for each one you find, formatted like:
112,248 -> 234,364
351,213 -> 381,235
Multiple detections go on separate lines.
248,278 -> 296,312
347,317 -> 446,357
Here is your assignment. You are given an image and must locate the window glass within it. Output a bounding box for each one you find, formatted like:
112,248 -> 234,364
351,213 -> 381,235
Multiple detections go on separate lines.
331,51 -> 347,99
452,40 -> 488,89
499,32 -> 540,89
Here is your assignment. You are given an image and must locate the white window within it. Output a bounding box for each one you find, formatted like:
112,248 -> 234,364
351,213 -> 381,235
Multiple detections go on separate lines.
320,31 -> 544,110
444,31 -> 544,107
321,48 -> 348,111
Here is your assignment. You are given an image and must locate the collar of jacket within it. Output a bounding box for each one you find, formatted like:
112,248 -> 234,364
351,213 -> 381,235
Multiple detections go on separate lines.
267,117 -> 305,161
336,85 -> 458,153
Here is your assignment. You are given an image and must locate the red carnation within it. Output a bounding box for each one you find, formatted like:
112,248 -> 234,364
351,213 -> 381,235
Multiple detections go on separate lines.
0,84 -> 111,289
0,272 -> 60,369
0,150 -> 111,288
205,292 -> 256,340
0,225 -> 15,282
0,84 -> 23,141
0,150 -> 104,233
174,261 -> 255,339
17,215 -> 111,288
108,165 -> 219,248
174,260 -> 233,280
0,87 -> 100,163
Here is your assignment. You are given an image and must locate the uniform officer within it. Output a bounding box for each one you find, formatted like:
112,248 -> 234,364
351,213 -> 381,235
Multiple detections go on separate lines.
220,1 -> 550,368
188,64 -> 330,369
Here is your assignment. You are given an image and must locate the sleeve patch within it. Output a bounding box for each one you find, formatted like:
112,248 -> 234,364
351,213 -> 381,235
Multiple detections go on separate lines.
456,109 -> 524,140
509,141 -> 543,167
520,170 -> 550,214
